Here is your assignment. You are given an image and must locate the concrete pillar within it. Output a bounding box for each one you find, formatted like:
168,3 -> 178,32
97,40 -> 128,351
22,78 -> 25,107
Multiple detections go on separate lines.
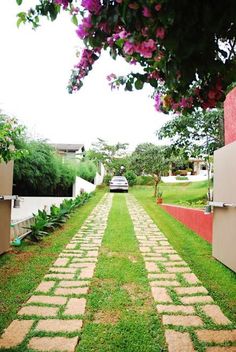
224,87 -> 236,145
0,161 -> 13,254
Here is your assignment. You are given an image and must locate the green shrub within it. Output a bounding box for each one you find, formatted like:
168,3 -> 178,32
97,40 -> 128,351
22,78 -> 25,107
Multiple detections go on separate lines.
124,170 -> 137,186
76,160 -> 97,183
176,176 -> 189,180
136,175 -> 154,185
103,174 -> 112,185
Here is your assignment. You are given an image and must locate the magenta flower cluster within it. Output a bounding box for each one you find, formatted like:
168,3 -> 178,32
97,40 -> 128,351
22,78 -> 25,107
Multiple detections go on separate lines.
81,0 -> 101,14
54,0 -> 69,9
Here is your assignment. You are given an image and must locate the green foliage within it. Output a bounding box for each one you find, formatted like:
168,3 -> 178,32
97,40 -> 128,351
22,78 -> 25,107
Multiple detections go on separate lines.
0,112 -> 26,163
76,159 -> 97,183
130,143 -> 169,177
103,174 -> 112,185
158,109 -> 224,157
136,175 -> 154,185
27,192 -> 92,241
14,140 -> 76,196
124,170 -> 137,187
176,176 -> 189,181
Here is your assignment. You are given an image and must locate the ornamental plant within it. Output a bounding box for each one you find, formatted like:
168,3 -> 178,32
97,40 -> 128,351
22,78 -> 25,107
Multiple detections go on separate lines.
0,113 -> 25,163
16,0 -> 236,114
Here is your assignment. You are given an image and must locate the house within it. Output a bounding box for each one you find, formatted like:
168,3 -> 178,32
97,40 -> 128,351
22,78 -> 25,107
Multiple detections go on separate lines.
50,144 -> 85,161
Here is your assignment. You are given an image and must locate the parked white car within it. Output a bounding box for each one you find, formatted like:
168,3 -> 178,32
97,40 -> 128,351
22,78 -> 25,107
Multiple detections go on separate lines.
109,176 -> 129,192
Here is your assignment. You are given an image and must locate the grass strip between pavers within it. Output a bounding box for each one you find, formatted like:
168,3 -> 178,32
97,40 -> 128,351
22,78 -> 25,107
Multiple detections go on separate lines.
0,189 -> 105,337
77,193 -> 166,352
132,186 -> 236,323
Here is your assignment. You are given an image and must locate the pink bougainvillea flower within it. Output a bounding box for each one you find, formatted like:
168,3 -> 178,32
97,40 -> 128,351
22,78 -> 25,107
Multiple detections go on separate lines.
116,0 -> 123,3
106,73 -> 117,81
81,0 -> 101,14
156,27 -> 165,39
155,3 -> 162,11
76,15 -> 92,39
142,6 -> 152,17
137,39 -> 156,58
54,0 -> 69,9
154,93 -> 162,111
123,41 -> 136,55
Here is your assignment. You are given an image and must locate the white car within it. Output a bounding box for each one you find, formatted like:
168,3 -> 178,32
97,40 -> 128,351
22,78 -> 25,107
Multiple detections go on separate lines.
109,176 -> 129,192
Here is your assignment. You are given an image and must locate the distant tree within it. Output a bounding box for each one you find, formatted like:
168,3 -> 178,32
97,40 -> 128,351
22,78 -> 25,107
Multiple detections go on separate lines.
130,143 -> 169,197
158,109 -> 224,157
76,159 -> 97,183
87,138 -> 129,174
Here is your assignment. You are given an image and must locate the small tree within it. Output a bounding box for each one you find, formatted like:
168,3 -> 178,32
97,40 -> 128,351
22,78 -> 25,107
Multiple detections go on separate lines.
130,143 -> 169,197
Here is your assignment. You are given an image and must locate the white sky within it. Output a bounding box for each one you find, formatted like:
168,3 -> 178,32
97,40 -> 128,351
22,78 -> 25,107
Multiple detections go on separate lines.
0,1 -> 169,151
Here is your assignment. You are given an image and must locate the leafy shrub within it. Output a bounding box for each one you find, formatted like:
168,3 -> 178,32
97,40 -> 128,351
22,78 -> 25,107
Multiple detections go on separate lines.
27,192 -> 93,241
136,175 -> 154,185
76,160 -> 97,183
124,170 -> 137,186
103,174 -> 112,185
176,176 -> 189,180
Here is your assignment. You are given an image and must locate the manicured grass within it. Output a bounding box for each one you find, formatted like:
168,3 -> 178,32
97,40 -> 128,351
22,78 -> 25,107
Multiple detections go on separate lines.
132,186 -> 236,322
141,180 -> 209,207
0,190 -> 105,335
78,194 -> 166,352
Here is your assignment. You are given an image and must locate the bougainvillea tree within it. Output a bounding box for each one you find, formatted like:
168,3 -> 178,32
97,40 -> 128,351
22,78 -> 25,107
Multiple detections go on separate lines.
16,0 -> 236,114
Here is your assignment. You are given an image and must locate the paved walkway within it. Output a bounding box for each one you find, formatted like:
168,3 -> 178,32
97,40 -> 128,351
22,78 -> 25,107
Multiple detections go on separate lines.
126,195 -> 235,352
0,193 -> 235,352
0,194 -> 113,352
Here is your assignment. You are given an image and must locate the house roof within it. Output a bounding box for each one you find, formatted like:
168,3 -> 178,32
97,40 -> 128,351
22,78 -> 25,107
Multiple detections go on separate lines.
50,144 -> 85,152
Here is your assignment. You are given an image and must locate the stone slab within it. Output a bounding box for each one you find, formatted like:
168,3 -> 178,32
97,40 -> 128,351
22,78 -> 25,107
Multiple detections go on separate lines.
27,295 -> 67,305
35,319 -> 83,333
175,286 -> 208,295
151,287 -> 172,303
64,298 -> 86,316
182,273 -> 200,284
0,320 -> 34,348
58,280 -> 89,287
165,330 -> 195,352
45,273 -> 75,280
18,306 -> 59,317
180,295 -> 214,304
156,304 -> 195,314
196,329 -> 236,343
163,315 -> 203,327
201,305 -> 231,325
53,258 -> 70,267
55,287 -> 89,295
35,281 -> 55,293
28,336 -> 78,352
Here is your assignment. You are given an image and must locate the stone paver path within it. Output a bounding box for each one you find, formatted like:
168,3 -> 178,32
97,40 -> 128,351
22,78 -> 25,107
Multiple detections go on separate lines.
0,194 -> 113,351
126,195 -> 235,352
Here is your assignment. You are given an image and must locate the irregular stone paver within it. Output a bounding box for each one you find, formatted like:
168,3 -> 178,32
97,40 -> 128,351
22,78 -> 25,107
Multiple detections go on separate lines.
163,315 -> 203,327
196,329 -> 236,343
55,287 -> 89,295
64,298 -> 87,316
157,304 -> 195,314
35,281 -> 55,293
175,286 -> 208,295
28,336 -> 78,352
18,306 -> 59,317
201,305 -> 231,325
53,257 -> 70,266
58,280 -> 89,287
151,287 -> 172,303
126,195 -> 235,352
27,295 -> 67,305
0,320 -> 34,348
180,295 -> 214,304
0,194 -> 113,351
165,330 -> 195,352
35,319 -> 83,332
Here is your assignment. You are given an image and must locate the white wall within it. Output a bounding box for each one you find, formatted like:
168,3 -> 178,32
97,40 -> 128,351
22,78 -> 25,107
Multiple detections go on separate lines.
72,176 -> 96,197
161,175 -> 209,183
11,197 -> 72,222
94,163 -> 106,185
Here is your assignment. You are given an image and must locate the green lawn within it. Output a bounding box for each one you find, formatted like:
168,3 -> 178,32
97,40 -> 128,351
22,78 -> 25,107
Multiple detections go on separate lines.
132,186 -> 236,322
148,180 -> 209,207
78,193 -> 166,352
0,189 -> 105,335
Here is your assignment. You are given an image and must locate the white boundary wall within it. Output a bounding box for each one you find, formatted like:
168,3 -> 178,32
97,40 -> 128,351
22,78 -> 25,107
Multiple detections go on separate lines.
11,197 -> 72,222
72,176 -> 96,197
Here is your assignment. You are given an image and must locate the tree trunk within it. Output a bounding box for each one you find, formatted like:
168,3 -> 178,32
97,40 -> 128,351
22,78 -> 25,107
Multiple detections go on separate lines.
153,174 -> 160,197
